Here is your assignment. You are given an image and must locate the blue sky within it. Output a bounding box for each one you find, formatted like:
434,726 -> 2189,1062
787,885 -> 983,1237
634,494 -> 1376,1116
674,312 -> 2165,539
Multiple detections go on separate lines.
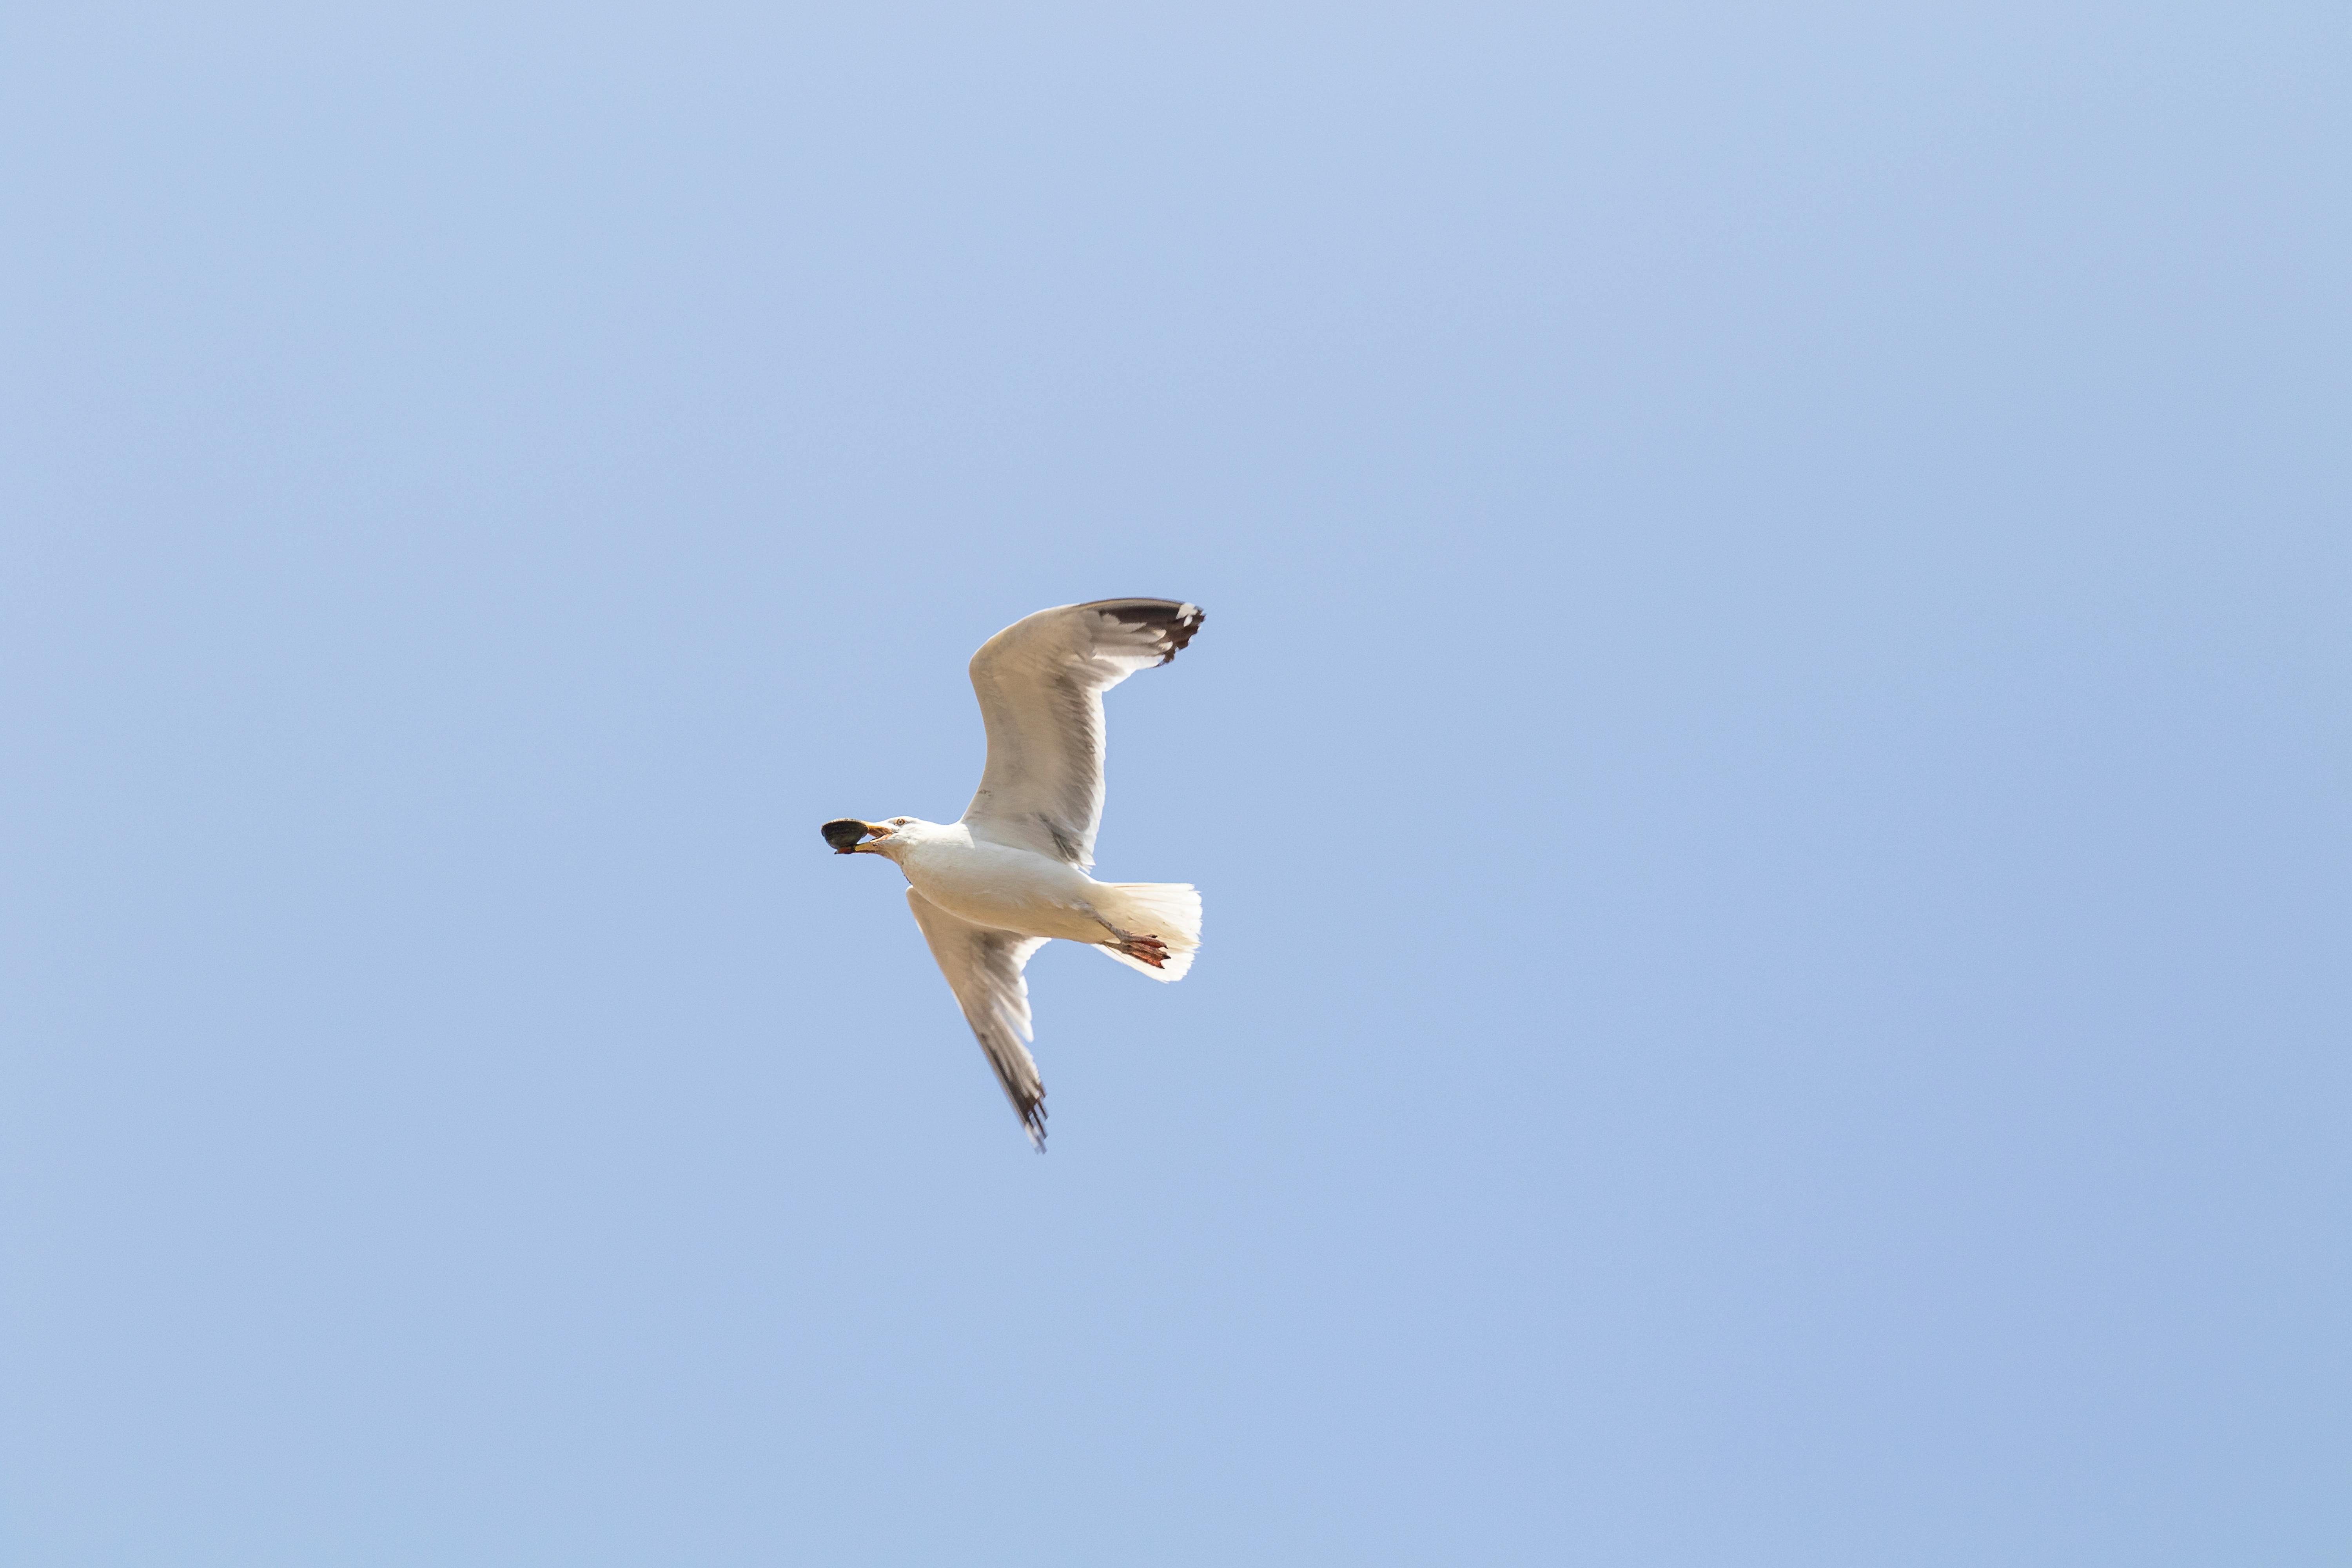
2,4 -> 2345,1564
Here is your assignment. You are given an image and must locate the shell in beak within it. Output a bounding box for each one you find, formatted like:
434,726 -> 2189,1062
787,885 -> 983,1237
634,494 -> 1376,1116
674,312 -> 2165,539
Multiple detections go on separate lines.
820,819 -> 874,853
821,819 -> 898,854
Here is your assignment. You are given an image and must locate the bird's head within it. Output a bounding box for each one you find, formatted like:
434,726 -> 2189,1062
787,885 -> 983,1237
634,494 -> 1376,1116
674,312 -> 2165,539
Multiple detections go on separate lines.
820,817 -> 919,857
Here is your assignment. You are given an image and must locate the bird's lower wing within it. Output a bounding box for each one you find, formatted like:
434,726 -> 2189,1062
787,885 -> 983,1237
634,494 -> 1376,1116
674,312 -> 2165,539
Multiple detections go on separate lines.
905,888 -> 1053,1147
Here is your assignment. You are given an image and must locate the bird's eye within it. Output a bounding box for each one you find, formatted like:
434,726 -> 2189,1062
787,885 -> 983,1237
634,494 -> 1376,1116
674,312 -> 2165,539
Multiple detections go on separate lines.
892,818 -> 910,826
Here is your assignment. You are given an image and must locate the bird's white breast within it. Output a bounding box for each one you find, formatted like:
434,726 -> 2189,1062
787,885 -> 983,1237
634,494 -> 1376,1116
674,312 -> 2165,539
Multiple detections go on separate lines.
895,826 -> 1105,942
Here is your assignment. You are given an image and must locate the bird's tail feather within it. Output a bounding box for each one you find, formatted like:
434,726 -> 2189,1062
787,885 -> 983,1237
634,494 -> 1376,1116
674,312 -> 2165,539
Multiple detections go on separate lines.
1093,882 -> 1202,982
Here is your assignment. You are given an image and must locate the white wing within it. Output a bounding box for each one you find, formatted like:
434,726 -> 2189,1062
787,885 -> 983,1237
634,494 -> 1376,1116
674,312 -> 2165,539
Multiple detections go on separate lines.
960,599 -> 1205,867
906,888 -> 1053,1147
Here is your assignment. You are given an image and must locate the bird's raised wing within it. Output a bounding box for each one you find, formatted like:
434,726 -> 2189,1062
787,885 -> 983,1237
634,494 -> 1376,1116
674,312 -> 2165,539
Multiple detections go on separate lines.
906,888 -> 1053,1147
960,599 -> 1204,867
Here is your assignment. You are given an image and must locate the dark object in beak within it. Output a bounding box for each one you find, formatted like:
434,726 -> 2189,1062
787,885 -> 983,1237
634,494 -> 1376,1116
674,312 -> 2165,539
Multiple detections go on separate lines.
820,819 -> 871,853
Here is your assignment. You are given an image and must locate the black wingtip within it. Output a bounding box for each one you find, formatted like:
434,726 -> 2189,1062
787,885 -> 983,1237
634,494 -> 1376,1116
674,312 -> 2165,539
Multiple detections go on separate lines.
1078,598 -> 1205,665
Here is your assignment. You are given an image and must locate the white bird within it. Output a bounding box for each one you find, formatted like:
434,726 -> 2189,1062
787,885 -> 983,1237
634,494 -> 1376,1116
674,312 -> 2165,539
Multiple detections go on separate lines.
822,599 -> 1207,1148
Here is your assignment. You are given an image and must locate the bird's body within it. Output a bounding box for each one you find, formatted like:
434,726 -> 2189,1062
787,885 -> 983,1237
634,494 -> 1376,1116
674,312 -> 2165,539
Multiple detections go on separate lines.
821,598 -> 1207,1146
882,820 -> 1204,977
885,821 -> 1102,943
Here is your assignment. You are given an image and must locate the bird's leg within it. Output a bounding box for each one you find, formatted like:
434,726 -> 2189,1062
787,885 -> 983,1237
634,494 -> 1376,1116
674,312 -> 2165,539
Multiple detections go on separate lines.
1091,915 -> 1169,970
1107,932 -> 1169,969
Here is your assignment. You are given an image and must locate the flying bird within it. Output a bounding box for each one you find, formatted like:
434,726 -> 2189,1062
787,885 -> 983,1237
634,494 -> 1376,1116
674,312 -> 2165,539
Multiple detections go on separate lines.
822,599 -> 1207,1148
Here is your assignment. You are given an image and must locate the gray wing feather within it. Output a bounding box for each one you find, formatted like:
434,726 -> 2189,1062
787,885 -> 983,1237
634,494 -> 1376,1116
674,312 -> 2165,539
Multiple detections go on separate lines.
960,599 -> 1204,867
905,888 -> 1053,1147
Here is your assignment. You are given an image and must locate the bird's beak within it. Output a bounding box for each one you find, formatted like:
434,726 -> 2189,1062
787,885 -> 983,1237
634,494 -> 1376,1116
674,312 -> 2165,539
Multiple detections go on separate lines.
820,818 -> 893,854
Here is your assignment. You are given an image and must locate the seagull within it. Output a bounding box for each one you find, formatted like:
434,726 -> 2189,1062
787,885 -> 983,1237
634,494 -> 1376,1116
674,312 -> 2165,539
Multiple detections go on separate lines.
821,599 -> 1207,1148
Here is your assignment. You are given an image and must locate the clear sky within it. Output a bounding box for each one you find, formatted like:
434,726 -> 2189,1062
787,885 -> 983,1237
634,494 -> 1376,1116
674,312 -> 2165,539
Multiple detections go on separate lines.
2,4 -> 2345,1564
